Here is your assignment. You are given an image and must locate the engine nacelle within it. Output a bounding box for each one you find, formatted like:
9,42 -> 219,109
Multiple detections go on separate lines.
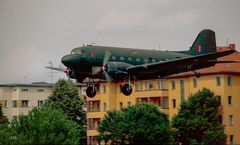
105,62 -> 132,75
65,68 -> 86,82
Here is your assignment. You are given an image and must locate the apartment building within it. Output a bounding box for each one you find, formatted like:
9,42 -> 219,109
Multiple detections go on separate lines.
0,82 -> 53,121
0,82 -> 87,121
87,45 -> 240,145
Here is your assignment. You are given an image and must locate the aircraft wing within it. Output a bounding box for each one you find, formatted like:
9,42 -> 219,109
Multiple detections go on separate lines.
126,50 -> 236,79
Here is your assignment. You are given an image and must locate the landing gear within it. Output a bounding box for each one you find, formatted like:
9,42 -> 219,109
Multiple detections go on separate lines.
86,84 -> 96,98
121,84 -> 132,96
121,76 -> 133,96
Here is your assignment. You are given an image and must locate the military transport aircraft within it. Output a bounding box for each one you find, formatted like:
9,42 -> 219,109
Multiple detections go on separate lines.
46,29 -> 237,98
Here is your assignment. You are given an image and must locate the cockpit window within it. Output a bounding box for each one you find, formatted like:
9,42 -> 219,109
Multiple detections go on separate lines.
81,50 -> 86,57
70,48 -> 81,55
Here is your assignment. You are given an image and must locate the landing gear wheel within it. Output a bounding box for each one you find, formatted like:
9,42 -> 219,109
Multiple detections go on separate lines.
86,86 -> 96,98
121,84 -> 132,96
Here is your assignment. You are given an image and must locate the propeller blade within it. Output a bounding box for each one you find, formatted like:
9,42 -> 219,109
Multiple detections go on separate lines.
45,66 -> 65,72
92,66 -> 101,75
103,50 -> 111,67
103,71 -> 112,82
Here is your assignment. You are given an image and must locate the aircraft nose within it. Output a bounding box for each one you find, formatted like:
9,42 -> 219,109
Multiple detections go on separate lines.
61,54 -> 80,67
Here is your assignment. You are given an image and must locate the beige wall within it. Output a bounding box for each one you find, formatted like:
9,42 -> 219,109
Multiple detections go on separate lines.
0,85 -> 52,121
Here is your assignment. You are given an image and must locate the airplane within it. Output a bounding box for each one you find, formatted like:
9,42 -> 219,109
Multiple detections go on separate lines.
46,29 -> 237,98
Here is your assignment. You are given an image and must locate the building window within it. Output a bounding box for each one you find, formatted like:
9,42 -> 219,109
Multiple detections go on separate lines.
228,115 -> 233,125
216,76 -> 221,86
136,58 -> 140,62
145,81 -> 153,90
180,80 -> 185,102
135,82 -> 142,91
227,76 -> 232,86
38,100 -> 44,107
4,100 -> 8,108
89,118 -> 93,130
136,98 -> 142,104
103,102 -> 106,112
120,56 -> 124,61
128,57 -> 132,61
228,96 -> 232,105
230,135 -> 234,145
37,89 -> 44,92
89,101 -> 92,111
12,101 -> 17,108
96,84 -> 100,94
172,99 -> 176,108
103,84 -> 106,94
158,81 -> 167,90
120,102 -> 123,109
128,102 -> 131,107
171,81 -> 176,90
21,89 -> 28,92
162,97 -> 169,109
22,100 -> 29,108
193,78 -> 197,88
97,102 -> 100,112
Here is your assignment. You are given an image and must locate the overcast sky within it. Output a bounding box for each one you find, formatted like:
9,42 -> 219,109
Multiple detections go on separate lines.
0,0 -> 239,84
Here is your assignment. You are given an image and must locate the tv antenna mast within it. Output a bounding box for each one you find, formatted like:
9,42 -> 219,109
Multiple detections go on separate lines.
47,61 -> 57,83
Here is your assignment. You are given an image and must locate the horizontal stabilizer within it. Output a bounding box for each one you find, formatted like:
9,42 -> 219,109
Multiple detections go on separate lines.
208,60 -> 240,63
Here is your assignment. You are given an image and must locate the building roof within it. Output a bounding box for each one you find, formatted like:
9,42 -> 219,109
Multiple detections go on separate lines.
0,82 -> 87,88
168,45 -> 240,78
0,82 -> 54,87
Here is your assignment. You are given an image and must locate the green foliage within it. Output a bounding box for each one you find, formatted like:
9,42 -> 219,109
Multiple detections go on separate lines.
45,79 -> 86,138
171,88 -> 226,145
0,103 -> 11,144
98,103 -> 170,145
3,107 -> 81,145
0,103 -> 8,124
0,107 -> 80,145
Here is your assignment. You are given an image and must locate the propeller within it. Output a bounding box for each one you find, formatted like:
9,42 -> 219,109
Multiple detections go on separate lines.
45,66 -> 65,72
92,50 -> 112,82
45,66 -> 71,77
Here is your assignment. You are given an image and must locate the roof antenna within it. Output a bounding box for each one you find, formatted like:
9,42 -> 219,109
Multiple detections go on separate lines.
158,44 -> 161,50
226,38 -> 229,46
24,73 -> 30,84
47,61 -> 57,83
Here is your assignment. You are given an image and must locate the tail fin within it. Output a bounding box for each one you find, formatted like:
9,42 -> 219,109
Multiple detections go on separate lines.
189,29 -> 216,55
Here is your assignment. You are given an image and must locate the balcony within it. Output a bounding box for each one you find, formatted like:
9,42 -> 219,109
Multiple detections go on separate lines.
87,118 -> 100,130
87,100 -> 101,112
136,96 -> 169,109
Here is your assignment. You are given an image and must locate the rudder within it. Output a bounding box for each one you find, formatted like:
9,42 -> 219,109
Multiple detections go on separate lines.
189,29 -> 216,55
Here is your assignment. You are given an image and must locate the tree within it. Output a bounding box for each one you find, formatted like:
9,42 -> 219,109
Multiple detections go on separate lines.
98,103 -> 170,145
45,79 -> 86,139
171,88 -> 226,145
0,107 -> 80,145
0,103 -> 8,124
0,103 -> 11,145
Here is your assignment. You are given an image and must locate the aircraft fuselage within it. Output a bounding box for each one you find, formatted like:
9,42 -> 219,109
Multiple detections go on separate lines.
61,45 -> 191,81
